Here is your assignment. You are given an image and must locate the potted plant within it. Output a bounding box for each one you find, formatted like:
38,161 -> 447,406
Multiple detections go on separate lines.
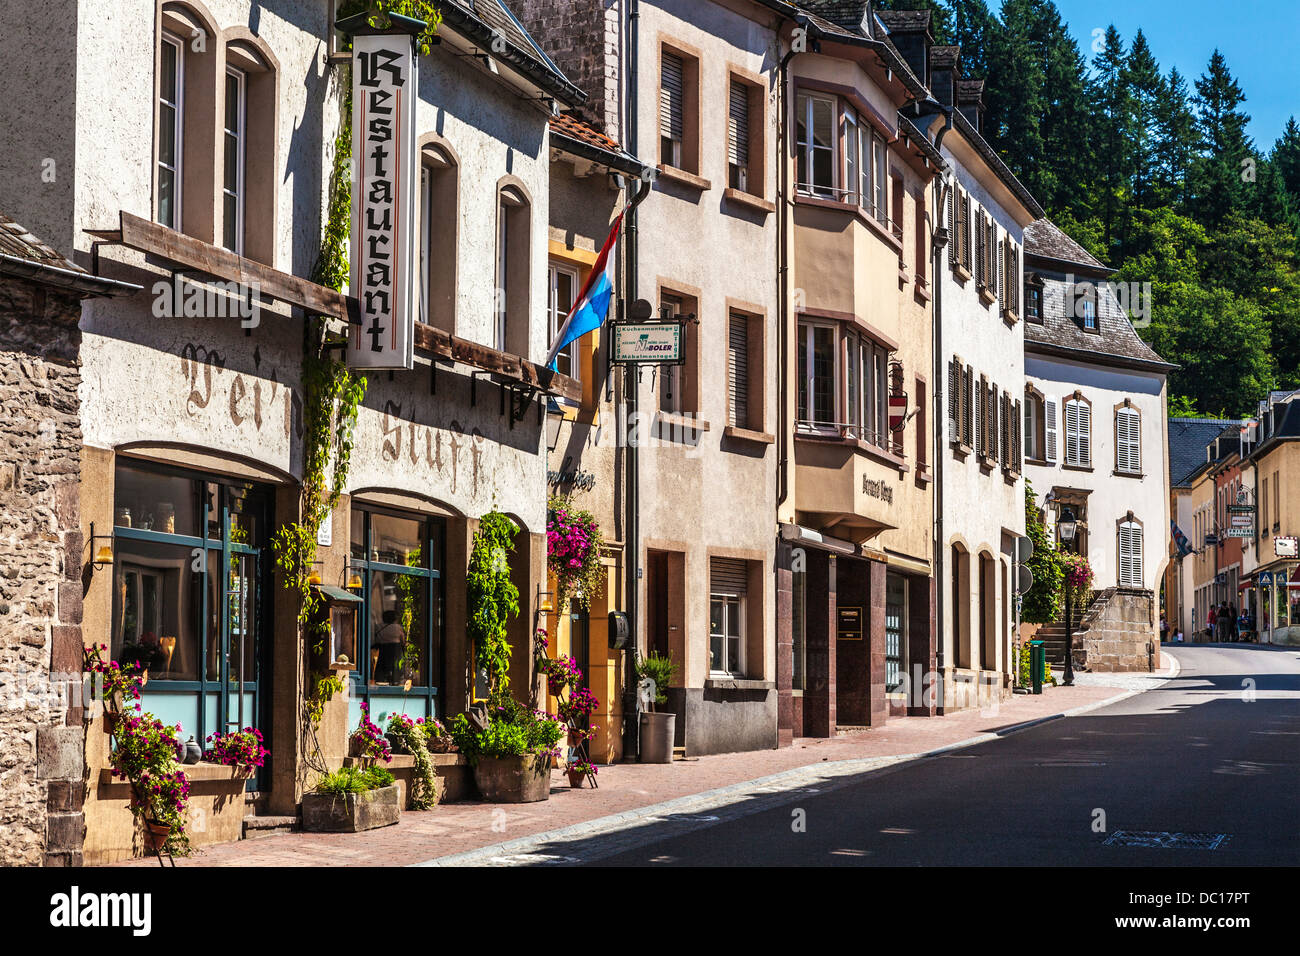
204,727 -> 270,775
109,711 -> 192,856
635,651 -> 679,763
386,713 -> 438,809
420,716 -> 457,754
566,759 -> 598,789
546,496 -> 605,612
451,697 -> 564,803
348,702 -> 393,763
302,765 -> 400,832
84,644 -> 144,732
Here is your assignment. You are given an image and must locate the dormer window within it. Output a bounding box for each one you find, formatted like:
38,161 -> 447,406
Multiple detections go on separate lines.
1071,282 -> 1099,331
1025,278 -> 1042,323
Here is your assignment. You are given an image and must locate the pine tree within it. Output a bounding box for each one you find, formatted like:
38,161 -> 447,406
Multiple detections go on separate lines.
1124,30 -> 1164,212
1153,66 -> 1197,210
1188,50 -> 1254,227
1089,25 -> 1133,257
1272,117 -> 1300,201
947,0 -> 996,79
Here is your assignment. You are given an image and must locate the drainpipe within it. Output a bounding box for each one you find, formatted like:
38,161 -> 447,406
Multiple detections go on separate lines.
929,108 -> 954,694
622,0 -> 642,762
776,22 -> 804,511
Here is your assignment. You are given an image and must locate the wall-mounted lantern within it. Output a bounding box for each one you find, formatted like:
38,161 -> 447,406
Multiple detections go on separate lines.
312,584 -> 362,670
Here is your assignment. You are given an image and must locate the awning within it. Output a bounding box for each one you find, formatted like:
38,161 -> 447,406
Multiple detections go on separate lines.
1238,578 -> 1252,592
1291,566 -> 1300,589
312,584 -> 362,605
779,522 -> 857,556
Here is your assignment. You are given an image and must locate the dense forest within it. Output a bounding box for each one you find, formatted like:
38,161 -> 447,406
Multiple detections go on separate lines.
879,0 -> 1300,418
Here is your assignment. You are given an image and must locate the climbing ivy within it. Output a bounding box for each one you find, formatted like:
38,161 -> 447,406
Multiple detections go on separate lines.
336,0 -> 443,53
468,511 -> 521,700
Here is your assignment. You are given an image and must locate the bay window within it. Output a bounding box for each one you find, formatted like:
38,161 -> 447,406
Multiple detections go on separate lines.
797,322 -> 836,427
795,93 -> 836,198
798,321 -> 891,449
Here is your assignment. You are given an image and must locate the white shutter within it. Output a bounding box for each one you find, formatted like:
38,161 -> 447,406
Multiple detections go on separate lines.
1117,407 -> 1140,473
710,558 -> 748,597
1045,399 -> 1058,463
1078,401 -> 1091,465
728,313 -> 749,428
1065,399 -> 1083,466
660,52 -> 684,143
728,83 -> 749,168
1119,522 -> 1143,588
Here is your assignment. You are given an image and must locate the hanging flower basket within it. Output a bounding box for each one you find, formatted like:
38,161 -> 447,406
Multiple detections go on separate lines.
546,496 -> 605,611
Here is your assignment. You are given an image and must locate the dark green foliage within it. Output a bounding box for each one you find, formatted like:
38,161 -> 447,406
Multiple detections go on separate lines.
1021,483 -> 1064,625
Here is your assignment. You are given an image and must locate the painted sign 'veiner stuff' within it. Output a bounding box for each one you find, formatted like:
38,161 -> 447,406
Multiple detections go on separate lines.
348,30 -> 417,371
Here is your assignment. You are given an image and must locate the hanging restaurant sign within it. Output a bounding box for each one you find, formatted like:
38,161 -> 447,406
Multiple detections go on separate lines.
347,21 -> 420,370
610,322 -> 684,364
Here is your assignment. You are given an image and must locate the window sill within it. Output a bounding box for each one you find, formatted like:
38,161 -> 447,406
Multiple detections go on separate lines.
1062,463 -> 1094,473
978,287 -> 997,307
913,281 -> 932,303
723,187 -> 775,214
655,410 -> 710,438
723,425 -> 775,445
657,164 -> 711,192
1002,309 -> 1019,327
915,466 -> 932,486
705,677 -> 775,691
953,264 -> 971,282
950,440 -> 972,459
1025,456 -> 1049,467
1112,469 -> 1145,479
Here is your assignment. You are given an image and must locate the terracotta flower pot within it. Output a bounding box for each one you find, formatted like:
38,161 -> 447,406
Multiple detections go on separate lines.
566,770 -> 586,789
143,819 -> 171,853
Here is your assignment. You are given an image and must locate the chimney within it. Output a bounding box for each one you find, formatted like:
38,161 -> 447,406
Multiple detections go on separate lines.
875,9 -> 933,89
957,78 -> 986,134
929,45 -> 960,110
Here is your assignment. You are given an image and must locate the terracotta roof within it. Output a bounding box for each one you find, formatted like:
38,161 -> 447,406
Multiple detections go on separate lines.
550,113 -> 620,154
1024,219 -> 1106,271
0,213 -> 87,274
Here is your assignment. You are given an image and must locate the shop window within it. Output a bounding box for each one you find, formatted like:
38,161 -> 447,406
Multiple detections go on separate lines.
709,558 -> 748,677
419,142 -> 458,333
111,460 -> 271,768
885,573 -> 906,691
496,184 -> 531,357
350,505 -> 444,714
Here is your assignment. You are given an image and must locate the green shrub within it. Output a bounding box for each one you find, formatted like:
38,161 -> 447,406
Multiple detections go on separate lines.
314,765 -> 394,794
634,651 -> 678,708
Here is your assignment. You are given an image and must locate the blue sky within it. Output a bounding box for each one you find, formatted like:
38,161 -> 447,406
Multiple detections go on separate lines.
996,0 -> 1299,149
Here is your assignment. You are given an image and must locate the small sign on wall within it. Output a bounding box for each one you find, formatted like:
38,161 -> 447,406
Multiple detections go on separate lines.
317,514 -> 332,547
837,606 -> 863,640
1277,536 -> 1299,558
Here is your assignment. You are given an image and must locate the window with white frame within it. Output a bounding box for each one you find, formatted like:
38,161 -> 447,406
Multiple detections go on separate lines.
872,133 -> 888,225
222,67 -> 246,253
844,110 -> 859,204
795,93 -> 836,198
157,33 -> 184,230
548,262 -> 580,381
1118,519 -> 1143,587
1064,396 -> 1091,467
709,558 -> 747,676
1116,405 -> 1141,474
1024,391 -> 1041,460
845,332 -> 889,447
797,321 -> 836,427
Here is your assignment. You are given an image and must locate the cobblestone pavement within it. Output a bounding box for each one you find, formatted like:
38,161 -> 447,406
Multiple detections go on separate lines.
112,656 -> 1177,867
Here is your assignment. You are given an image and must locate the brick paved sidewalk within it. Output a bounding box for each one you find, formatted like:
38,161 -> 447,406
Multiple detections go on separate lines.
112,664 -> 1173,867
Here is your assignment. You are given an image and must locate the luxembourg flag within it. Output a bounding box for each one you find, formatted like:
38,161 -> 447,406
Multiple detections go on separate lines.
544,212 -> 623,371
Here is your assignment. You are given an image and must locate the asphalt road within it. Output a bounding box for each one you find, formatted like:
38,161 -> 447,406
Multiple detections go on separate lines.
583,644 -> 1300,866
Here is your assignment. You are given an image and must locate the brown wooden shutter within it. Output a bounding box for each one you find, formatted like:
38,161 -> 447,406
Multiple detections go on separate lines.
962,365 -> 973,447
710,557 -> 748,596
946,187 -> 956,266
947,357 -> 959,442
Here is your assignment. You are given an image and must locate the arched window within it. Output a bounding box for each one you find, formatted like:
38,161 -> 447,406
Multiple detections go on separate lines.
495,182 -> 531,357
419,141 -> 458,333
1115,403 -> 1141,474
1063,395 -> 1091,467
1118,518 -> 1143,588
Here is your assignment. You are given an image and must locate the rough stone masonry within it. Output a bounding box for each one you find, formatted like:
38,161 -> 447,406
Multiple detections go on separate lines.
0,275 -> 86,866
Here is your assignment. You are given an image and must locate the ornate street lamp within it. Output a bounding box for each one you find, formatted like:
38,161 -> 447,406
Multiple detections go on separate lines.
1058,507 -> 1077,686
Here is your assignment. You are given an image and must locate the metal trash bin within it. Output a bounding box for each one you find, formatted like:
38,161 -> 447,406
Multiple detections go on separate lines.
1030,640 -> 1045,695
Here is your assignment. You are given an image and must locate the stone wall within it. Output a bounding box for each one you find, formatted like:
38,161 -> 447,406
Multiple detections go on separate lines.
1077,588 -> 1160,673
0,276 -> 86,866
515,0 -> 621,139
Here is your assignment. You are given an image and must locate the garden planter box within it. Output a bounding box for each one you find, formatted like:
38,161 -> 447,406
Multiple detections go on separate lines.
473,755 -> 552,803
302,784 -> 400,833
343,754 -> 471,806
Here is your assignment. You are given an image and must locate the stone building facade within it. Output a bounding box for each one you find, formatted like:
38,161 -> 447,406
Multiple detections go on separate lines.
0,214 -> 136,865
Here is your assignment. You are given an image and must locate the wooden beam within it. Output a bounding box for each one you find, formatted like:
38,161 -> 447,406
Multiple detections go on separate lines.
413,322 -> 581,401
115,212 -> 359,323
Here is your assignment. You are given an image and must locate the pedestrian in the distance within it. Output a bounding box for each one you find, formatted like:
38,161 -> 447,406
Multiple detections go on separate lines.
1207,604 -> 1217,641
1229,602 -> 1239,642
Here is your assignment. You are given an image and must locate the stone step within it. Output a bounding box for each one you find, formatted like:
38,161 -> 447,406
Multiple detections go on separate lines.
243,814 -> 299,839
